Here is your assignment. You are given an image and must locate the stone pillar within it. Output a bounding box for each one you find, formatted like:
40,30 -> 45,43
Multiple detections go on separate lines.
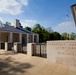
5,42 -> 8,51
5,42 -> 12,51
27,34 -> 29,43
9,32 -> 13,42
37,35 -> 39,43
19,33 -> 22,43
14,42 -> 22,53
27,43 -> 36,56
32,34 -> 34,43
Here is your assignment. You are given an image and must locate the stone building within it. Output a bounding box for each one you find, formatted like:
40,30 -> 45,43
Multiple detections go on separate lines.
0,19 -> 39,45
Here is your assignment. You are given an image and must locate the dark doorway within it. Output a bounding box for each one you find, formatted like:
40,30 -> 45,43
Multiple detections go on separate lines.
22,37 -> 27,54
22,37 -> 25,45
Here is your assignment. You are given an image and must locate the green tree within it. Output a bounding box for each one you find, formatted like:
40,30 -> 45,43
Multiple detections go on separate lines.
69,32 -> 76,40
32,24 -> 43,42
42,26 -> 50,42
46,27 -> 53,33
49,32 -> 61,40
4,22 -> 11,26
25,26 -> 31,31
61,32 -> 69,40
32,24 -> 49,43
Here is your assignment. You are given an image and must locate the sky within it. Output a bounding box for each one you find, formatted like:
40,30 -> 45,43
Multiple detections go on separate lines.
0,0 -> 76,34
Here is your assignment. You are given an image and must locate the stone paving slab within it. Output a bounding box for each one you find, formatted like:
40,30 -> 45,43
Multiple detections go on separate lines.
0,50 -> 76,75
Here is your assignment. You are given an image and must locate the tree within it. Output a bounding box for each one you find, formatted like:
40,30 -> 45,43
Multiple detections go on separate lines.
49,32 -> 61,40
32,24 -> 43,42
25,26 -> 32,31
46,27 -> 53,33
4,22 -> 11,26
32,24 -> 49,43
69,32 -> 76,40
61,32 -> 69,40
42,26 -> 50,42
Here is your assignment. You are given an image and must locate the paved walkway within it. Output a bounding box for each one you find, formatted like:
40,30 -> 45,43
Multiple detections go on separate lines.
0,50 -> 76,75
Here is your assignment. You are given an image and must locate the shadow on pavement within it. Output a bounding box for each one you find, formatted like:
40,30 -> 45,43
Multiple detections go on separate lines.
0,51 -> 17,55
0,57 -> 33,75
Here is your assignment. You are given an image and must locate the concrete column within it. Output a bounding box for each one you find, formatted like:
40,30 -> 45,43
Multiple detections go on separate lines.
14,42 -> 22,53
19,33 -> 22,43
5,42 -> 12,51
9,32 -> 13,42
27,34 -> 29,43
37,35 -> 39,43
5,42 -> 8,51
27,43 -> 36,56
32,34 -> 34,43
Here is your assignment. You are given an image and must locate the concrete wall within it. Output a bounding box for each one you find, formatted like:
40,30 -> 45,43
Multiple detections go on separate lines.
47,41 -> 76,67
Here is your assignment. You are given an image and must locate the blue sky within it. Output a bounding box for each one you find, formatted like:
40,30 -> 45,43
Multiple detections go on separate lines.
0,0 -> 76,34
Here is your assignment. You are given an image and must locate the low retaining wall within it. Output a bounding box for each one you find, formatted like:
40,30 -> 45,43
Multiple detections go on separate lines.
47,41 -> 76,67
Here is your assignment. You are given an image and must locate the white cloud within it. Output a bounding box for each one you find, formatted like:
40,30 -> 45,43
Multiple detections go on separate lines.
53,21 -> 76,34
0,0 -> 29,15
21,19 -> 37,27
19,0 -> 28,5
0,17 -> 4,22
25,20 -> 36,23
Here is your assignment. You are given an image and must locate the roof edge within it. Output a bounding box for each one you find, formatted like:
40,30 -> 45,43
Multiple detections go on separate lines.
71,4 -> 76,7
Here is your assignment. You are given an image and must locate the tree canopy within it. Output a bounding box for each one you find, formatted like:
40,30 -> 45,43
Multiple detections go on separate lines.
31,24 -> 76,42
25,26 -> 32,31
69,32 -> 76,40
4,22 -> 11,26
32,24 -> 61,42
49,32 -> 61,40
32,24 -> 50,42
